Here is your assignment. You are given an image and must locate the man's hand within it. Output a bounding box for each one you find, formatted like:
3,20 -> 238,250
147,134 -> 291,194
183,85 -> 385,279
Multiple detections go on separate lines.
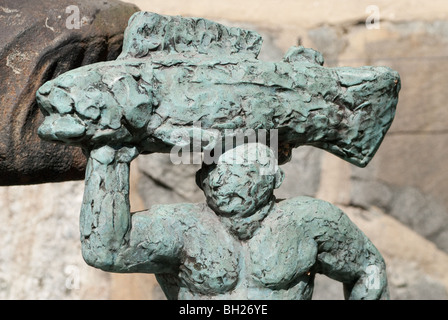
90,145 -> 139,165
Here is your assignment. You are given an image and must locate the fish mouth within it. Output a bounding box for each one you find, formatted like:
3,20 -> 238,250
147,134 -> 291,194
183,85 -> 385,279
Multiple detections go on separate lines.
36,81 -> 75,115
38,114 -> 87,143
36,84 -> 87,143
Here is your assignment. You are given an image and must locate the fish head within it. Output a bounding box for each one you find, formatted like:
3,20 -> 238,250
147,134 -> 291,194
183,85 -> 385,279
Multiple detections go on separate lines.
36,61 -> 153,149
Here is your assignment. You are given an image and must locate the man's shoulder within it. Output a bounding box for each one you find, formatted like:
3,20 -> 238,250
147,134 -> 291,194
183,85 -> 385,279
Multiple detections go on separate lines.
276,196 -> 339,209
149,202 -> 205,214
276,196 -> 344,221
133,202 -> 208,223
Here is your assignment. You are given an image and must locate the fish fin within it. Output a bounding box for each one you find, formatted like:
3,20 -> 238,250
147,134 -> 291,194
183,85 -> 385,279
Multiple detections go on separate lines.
119,12 -> 263,59
283,46 -> 325,66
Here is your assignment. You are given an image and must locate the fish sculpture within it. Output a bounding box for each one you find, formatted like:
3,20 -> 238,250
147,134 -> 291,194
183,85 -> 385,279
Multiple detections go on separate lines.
36,11 -> 400,167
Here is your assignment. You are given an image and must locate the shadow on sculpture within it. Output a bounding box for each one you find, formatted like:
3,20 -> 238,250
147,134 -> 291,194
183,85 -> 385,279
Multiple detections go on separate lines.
35,12 -> 400,300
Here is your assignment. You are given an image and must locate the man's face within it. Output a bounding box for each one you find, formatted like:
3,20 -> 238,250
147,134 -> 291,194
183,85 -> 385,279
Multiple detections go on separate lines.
201,163 -> 275,217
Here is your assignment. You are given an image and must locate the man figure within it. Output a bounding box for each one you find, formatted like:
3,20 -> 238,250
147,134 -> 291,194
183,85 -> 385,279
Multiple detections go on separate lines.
80,142 -> 388,299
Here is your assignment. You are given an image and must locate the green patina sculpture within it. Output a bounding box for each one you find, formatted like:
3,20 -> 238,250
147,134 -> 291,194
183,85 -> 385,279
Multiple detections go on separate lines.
35,12 -> 400,300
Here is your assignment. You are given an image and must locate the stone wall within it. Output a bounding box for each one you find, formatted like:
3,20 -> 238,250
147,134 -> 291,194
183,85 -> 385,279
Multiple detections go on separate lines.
0,0 -> 447,299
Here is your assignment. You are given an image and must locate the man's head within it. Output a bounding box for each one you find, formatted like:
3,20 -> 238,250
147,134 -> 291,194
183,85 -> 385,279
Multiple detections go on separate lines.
197,143 -> 284,217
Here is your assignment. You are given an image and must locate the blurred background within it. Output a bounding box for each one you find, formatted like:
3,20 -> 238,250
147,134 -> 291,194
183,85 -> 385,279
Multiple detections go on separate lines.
0,0 -> 447,299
